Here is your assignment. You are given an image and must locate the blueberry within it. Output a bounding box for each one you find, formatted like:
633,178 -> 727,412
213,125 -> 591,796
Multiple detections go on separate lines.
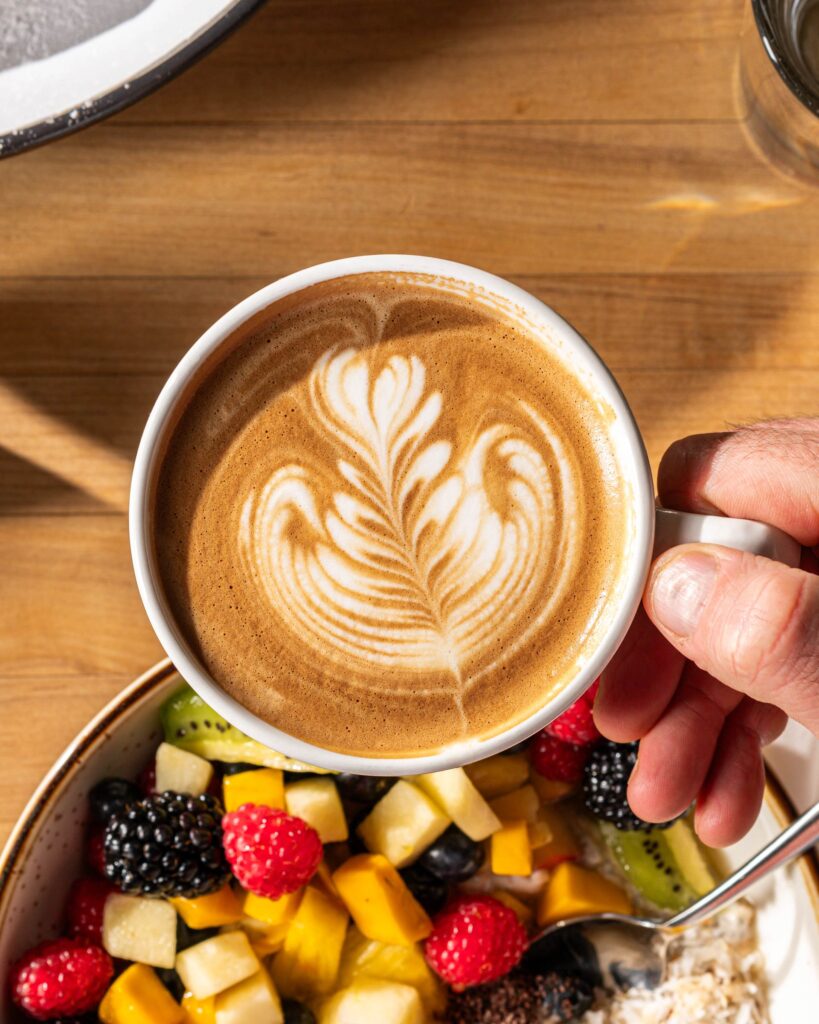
177,917 -> 220,951
89,777 -> 140,823
522,923 -> 602,990
418,825 -> 484,881
399,863 -> 449,916
335,773 -> 396,805
155,967 -> 185,1001
282,998 -> 317,1024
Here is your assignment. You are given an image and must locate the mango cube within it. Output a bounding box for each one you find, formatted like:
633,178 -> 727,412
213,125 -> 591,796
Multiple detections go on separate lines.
464,754 -> 529,798
99,963 -> 185,1024
413,768 -> 501,841
531,805 -> 580,869
285,777 -> 348,842
223,768 -> 284,813
270,886 -> 349,1000
176,932 -> 260,1000
491,891 -> 535,926
214,969 -> 283,1024
318,978 -> 424,1024
358,780 -> 450,867
333,853 -> 431,947
182,992 -> 216,1023
489,784 -> 540,823
537,861 -> 632,927
155,742 -> 214,797
490,820 -> 533,876
530,773 -> 576,804
242,887 -> 303,927
171,885 -> 242,929
338,926 -> 445,1015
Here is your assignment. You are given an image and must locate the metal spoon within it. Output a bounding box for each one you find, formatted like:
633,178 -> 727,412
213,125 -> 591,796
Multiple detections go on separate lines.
524,801 -> 819,991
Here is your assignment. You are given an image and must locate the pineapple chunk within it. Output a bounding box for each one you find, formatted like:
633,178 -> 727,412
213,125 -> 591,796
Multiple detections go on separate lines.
182,992 -> 216,1023
537,861 -> 632,927
223,768 -> 284,813
99,963 -> 185,1024
171,885 -> 242,929
103,894 -> 177,969
270,886 -> 349,1000
530,773 -> 576,804
319,978 -> 424,1024
155,742 -> 214,796
465,754 -> 529,798
214,969 -> 283,1024
333,853 -> 431,947
489,784 -> 540,823
490,820 -> 533,876
413,769 -> 501,841
338,926 -> 445,1015
285,777 -> 348,843
491,891 -> 535,925
358,780 -> 450,867
531,805 -> 580,869
176,932 -> 260,1000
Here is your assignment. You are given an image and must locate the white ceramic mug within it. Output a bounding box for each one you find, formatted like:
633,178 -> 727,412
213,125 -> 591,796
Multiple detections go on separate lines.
130,256 -> 801,775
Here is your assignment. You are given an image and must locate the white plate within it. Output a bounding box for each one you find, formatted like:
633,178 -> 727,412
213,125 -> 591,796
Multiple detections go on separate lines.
0,661 -> 816,1021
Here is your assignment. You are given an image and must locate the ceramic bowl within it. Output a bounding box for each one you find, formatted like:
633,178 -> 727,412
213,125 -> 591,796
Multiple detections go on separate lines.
0,661 -> 816,1022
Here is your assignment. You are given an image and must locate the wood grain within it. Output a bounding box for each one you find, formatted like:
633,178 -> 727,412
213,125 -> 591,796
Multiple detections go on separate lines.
1,0 -> 817,843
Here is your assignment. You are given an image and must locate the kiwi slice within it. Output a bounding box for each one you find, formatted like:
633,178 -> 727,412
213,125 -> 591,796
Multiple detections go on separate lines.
160,684 -> 329,774
599,819 -> 715,912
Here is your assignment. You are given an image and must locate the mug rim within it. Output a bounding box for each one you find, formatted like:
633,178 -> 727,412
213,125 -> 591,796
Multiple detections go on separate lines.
750,0 -> 819,117
129,255 -> 656,774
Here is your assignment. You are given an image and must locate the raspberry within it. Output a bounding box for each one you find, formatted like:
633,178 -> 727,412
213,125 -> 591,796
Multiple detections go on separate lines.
545,679 -> 601,747
222,804 -> 322,899
424,894 -> 527,990
530,732 -> 588,783
137,759 -> 156,795
86,827 -> 107,879
10,938 -> 113,1021
66,877 -> 114,944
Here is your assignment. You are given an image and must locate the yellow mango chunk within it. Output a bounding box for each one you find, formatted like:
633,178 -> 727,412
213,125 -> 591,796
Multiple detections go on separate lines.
489,784 -> 540,823
531,806 -> 580,869
537,861 -> 632,927
99,963 -> 185,1024
182,992 -> 216,1024
333,853 -> 432,947
270,886 -> 349,1000
491,820 -> 533,876
465,754 -> 529,798
242,888 -> 303,927
223,768 -> 284,813
171,885 -> 243,929
530,773 -> 576,804
491,890 -> 535,925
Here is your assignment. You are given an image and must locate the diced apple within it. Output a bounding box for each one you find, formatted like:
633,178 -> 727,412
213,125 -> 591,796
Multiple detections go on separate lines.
99,964 -> 185,1024
103,893 -> 177,969
333,854 -> 431,947
537,861 -> 632,927
490,820 -> 533,876
464,754 -> 529,798
338,926 -> 445,1015
285,777 -> 348,843
222,768 -> 284,813
489,784 -> 540,823
413,768 -> 501,841
270,886 -> 349,1000
155,742 -> 214,797
531,805 -> 580,869
176,932 -> 260,1000
170,885 -> 242,929
319,978 -> 424,1024
214,968 -> 283,1024
358,780 -> 450,867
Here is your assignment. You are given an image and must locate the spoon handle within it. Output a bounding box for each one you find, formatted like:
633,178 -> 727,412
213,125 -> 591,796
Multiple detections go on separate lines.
665,800 -> 819,930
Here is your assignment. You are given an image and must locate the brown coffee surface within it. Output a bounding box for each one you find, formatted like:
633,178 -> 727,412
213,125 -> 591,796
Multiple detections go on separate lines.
153,272 -> 631,757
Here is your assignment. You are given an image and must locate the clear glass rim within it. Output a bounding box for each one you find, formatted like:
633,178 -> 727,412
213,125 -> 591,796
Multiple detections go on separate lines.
751,0 -> 819,116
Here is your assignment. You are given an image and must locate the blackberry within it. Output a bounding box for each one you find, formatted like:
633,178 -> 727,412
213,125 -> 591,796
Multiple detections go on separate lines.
89,777 -> 140,823
583,740 -> 678,832
104,791 -> 230,897
399,863 -> 448,916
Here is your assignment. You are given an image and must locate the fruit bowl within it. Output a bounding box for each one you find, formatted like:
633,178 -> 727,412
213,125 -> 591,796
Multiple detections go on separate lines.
0,660 -> 817,1022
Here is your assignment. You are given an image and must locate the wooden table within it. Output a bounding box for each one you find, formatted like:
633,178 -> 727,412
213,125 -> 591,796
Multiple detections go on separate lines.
1,0 -> 818,842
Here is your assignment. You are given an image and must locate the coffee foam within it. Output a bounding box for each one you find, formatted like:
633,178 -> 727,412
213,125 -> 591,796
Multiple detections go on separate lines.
153,273 -> 631,757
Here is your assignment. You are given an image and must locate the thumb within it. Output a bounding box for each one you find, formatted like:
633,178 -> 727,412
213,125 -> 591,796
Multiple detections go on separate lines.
644,544 -> 819,735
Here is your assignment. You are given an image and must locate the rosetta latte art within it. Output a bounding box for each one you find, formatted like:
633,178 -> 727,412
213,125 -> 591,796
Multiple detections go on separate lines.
239,346 -> 579,705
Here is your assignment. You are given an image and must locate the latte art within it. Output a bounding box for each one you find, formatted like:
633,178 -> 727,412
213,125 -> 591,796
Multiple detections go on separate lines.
239,347 -> 579,707
154,273 -> 631,757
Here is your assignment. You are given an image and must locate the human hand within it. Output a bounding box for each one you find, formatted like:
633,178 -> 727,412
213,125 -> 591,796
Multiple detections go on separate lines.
594,418 -> 819,846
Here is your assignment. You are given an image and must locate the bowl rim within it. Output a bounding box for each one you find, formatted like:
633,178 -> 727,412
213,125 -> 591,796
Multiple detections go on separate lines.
1,658 -> 817,926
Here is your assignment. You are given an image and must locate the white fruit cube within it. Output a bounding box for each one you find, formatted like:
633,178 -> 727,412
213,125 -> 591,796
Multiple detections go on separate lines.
285,777 -> 348,843
155,742 -> 214,797
176,931 -> 260,1000
215,969 -> 283,1024
102,894 -> 177,969
414,768 -> 501,841
358,781 -> 450,868
318,978 -> 424,1024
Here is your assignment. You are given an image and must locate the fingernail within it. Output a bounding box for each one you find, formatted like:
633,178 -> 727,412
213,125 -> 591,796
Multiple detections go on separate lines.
650,551 -> 718,637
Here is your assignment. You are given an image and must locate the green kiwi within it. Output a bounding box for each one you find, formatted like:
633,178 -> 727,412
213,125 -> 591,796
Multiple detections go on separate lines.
160,684 -> 329,774
599,819 -> 716,912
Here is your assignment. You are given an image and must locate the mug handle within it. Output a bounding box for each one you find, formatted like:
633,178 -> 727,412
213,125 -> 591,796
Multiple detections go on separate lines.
654,507 -> 802,568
